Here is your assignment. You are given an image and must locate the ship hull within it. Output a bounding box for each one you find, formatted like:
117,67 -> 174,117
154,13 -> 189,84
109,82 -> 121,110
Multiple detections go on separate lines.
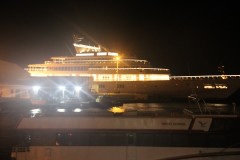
92,78 -> 240,103
12,113 -> 240,160
11,146 -> 240,160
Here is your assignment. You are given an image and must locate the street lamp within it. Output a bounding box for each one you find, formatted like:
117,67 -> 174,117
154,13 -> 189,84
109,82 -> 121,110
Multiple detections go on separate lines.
32,86 -> 40,96
115,56 -> 120,91
74,86 -> 81,98
58,86 -> 65,99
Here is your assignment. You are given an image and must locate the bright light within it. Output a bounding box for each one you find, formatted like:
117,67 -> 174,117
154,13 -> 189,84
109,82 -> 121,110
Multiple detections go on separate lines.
76,53 -> 94,56
74,86 -> 82,98
108,106 -> 125,113
108,52 -> 118,56
33,86 -> 40,91
114,56 -> 120,61
97,52 -> 107,56
58,86 -> 65,90
73,108 -> 82,112
32,86 -> 40,95
30,108 -> 41,114
74,86 -> 82,92
58,86 -> 65,99
57,109 -> 66,112
116,56 -> 120,90
30,108 -> 42,118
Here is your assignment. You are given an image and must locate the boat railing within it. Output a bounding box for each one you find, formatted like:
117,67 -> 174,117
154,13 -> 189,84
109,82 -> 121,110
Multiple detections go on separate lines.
184,94 -> 240,116
89,68 -> 169,71
185,94 -> 209,114
171,75 -> 240,80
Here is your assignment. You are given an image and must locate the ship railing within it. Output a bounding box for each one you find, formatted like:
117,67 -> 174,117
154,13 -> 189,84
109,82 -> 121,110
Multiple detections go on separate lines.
171,75 -> 240,80
89,67 -> 169,71
186,94 -> 207,114
184,94 -> 240,116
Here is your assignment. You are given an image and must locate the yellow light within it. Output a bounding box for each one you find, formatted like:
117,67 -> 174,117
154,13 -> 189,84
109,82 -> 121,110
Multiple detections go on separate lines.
108,106 -> 125,113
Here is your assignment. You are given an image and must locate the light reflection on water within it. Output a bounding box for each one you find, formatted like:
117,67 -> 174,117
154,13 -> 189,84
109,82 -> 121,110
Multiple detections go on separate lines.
1,99 -> 237,117
123,102 -> 235,114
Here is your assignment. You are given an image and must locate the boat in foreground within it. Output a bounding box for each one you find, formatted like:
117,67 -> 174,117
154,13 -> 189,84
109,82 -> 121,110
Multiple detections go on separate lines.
11,99 -> 240,160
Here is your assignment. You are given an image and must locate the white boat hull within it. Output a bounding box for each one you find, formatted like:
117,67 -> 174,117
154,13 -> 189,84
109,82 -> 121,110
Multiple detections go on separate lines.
12,146 -> 240,160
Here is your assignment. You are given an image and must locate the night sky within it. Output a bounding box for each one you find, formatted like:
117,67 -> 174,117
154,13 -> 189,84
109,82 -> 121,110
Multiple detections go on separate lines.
0,1 -> 239,76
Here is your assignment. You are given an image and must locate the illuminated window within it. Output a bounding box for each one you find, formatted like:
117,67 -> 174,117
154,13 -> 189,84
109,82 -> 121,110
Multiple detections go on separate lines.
108,52 -> 118,56
204,84 -> 215,89
139,74 -> 144,81
216,84 -> 228,89
204,84 -> 228,89
122,75 -> 133,81
97,52 -> 107,56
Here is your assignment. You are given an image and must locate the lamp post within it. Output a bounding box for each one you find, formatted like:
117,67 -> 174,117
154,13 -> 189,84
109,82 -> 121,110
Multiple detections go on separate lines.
32,86 -> 40,96
116,56 -> 120,92
58,86 -> 65,99
74,86 -> 81,98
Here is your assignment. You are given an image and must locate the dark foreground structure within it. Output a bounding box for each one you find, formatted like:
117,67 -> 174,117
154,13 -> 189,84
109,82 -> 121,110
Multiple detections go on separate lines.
1,98 -> 240,160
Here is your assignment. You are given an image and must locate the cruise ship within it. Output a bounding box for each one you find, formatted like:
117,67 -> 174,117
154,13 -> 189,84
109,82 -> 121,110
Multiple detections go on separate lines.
24,35 -> 240,103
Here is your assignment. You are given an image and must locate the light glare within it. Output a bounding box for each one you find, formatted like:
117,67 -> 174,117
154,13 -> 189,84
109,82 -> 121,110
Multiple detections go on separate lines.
73,108 -> 82,112
58,86 -> 65,90
57,109 -> 65,112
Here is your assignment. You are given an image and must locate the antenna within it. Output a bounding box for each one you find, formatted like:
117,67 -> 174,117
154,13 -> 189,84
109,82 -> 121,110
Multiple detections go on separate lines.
218,65 -> 225,75
73,35 -> 84,43
62,18 -> 110,51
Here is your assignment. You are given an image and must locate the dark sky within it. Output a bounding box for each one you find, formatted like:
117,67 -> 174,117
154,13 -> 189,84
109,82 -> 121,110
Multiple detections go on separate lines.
0,1 -> 239,75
